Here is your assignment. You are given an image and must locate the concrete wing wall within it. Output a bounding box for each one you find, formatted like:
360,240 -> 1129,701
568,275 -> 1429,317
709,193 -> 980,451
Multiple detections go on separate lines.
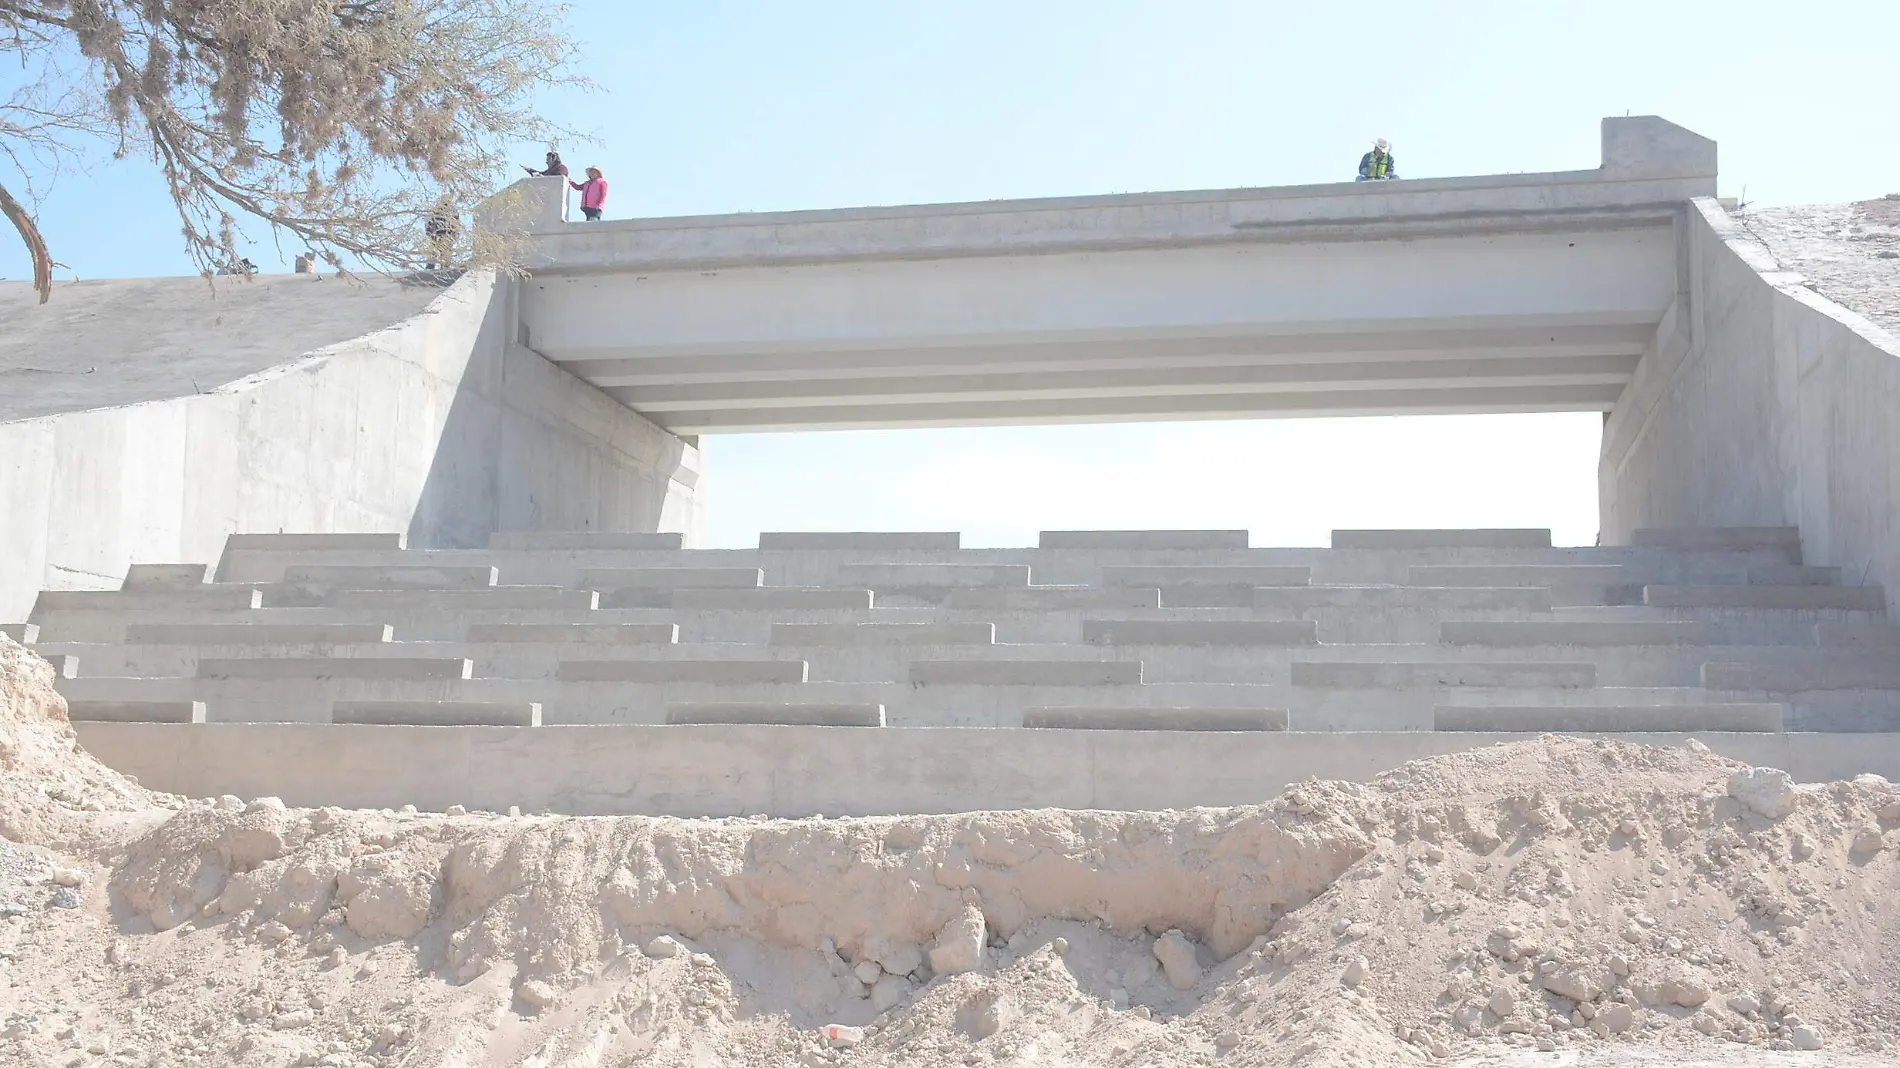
0,271 -> 702,622
1601,199 -> 1900,616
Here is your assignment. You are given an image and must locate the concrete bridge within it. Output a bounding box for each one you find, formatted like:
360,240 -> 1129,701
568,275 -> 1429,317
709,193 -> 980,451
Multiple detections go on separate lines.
500,116 -> 1716,432
2,115 -> 1896,630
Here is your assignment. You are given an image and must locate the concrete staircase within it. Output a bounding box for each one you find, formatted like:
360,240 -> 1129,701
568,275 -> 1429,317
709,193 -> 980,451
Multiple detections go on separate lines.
10,526 -> 1899,814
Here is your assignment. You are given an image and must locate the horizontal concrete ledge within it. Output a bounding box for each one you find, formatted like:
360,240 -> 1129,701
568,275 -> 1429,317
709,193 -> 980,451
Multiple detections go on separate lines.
1748,565 -> 1841,586
942,587 -> 1160,610
836,563 -> 1031,587
1292,661 -> 1597,688
1816,622 -> 1900,648
669,588 -> 873,611
909,660 -> 1143,686
1038,530 -> 1249,550
759,532 -> 960,551
1410,564 -> 1629,586
282,565 -> 499,590
68,700 -> 205,724
196,657 -> 473,680
556,659 -> 809,683
1081,620 -> 1317,646
333,701 -> 541,727
465,623 -> 678,644
1434,704 -> 1782,732
1645,586 -> 1887,610
1024,707 -> 1288,731
1,624 -> 39,644
125,623 -> 394,645
1438,620 -> 1707,646
1630,527 -> 1802,554
666,703 -> 885,727
123,564 -> 211,589
1704,661 -> 1900,692
487,531 -> 685,550
1254,586 -> 1555,611
328,588 -> 601,610
34,588 -> 263,613
224,533 -> 407,553
578,567 -> 763,589
1331,529 -> 1552,550
72,724 -> 1900,816
770,623 -> 995,646
1102,566 -> 1310,588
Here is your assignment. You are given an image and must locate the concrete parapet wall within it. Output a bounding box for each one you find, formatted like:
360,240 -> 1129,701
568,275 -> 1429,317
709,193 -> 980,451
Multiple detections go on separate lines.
1602,199 -> 1900,620
70,723 -> 1900,816
0,271 -> 704,622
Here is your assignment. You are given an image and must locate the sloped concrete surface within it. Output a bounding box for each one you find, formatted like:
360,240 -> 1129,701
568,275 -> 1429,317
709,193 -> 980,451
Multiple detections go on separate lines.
1740,197 -> 1900,337
0,273 -> 446,421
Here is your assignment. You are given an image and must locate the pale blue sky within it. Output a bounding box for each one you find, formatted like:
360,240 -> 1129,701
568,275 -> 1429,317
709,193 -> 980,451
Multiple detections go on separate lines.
5,1 -> 1896,547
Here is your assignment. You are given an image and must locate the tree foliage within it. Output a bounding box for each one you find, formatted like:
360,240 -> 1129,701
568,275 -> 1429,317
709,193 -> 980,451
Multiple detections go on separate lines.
0,0 -> 577,302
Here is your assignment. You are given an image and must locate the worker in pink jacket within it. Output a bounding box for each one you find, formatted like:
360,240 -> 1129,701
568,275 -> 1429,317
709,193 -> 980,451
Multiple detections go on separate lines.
570,167 -> 608,221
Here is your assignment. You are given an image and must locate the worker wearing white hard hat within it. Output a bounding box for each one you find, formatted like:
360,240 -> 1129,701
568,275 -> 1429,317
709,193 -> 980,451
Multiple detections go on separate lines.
1357,138 -> 1398,182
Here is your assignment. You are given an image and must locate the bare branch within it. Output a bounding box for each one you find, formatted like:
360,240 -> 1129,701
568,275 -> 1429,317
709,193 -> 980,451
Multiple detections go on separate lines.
0,176 -> 52,302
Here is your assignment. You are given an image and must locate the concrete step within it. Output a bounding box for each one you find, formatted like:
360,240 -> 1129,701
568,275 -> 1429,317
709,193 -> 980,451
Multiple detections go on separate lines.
488,532 -> 684,550
1,623 -> 38,643
464,623 -> 679,644
197,657 -> 472,680
67,700 -> 206,724
122,564 -> 212,589
1038,530 -> 1248,550
578,567 -> 763,589
332,701 -> 542,727
1292,661 -> 1595,688
33,587 -> 262,614
1632,527 -> 1802,560
555,659 -> 809,684
769,623 -> 995,646
282,564 -> 498,589
1433,703 -> 1782,732
1102,565 -> 1309,588
1816,622 -> 1900,648
1081,619 -> 1317,646
942,587 -> 1159,610
666,703 -> 886,726
1704,660 -> 1900,692
664,588 -> 872,610
760,532 -> 959,550
1409,564 -> 1632,587
224,532 -> 406,552
1022,707 -> 1287,731
1331,529 -> 1551,549
1645,585 -> 1887,610
1253,585 -> 1555,612
909,660 -> 1142,685
324,587 -> 600,610
1748,565 -> 1841,586
835,563 -> 1031,588
125,623 -> 394,645
1438,620 -> 1707,646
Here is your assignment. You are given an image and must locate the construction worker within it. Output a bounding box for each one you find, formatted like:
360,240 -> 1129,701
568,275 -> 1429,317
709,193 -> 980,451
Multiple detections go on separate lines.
1357,139 -> 1398,182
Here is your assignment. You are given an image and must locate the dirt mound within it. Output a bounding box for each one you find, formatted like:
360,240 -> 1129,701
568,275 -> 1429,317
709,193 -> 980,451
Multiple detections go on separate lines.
2,639 -> 1898,1066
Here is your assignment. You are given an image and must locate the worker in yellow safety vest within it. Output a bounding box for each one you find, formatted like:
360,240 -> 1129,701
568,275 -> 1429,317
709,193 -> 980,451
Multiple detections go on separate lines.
1357,138 -> 1398,181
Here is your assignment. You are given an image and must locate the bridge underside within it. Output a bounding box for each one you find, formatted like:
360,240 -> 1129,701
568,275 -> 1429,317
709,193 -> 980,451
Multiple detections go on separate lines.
523,230 -> 1674,434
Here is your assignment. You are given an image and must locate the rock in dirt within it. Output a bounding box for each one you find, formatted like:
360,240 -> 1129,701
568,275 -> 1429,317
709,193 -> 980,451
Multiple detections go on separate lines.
1152,929 -> 1202,990
644,935 -> 683,959
1791,1024 -> 1824,1049
1728,767 -> 1799,820
519,981 -> 559,1012
929,905 -> 986,976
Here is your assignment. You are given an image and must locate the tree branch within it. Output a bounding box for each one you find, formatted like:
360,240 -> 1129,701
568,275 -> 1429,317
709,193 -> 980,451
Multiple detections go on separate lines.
0,176 -> 52,303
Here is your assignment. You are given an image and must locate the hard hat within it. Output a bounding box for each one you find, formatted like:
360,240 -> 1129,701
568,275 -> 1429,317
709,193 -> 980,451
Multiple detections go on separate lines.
1375,138 -> 1390,151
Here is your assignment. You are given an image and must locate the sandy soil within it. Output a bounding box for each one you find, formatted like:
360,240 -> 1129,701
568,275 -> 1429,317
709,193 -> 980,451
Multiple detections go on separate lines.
1,633 -> 1896,1067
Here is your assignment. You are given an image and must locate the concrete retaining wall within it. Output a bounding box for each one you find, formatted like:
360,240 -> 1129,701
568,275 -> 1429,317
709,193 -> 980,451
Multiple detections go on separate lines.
0,271 -> 703,621
73,721 -> 1900,816
1601,198 -> 1900,618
